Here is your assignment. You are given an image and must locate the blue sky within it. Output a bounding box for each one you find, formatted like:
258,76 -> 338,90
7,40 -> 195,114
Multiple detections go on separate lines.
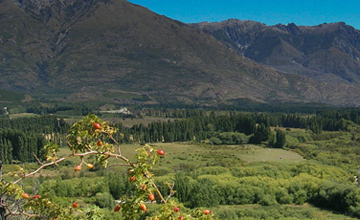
128,0 -> 360,29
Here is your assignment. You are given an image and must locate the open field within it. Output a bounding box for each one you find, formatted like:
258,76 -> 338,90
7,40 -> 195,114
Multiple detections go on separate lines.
155,143 -> 304,167
9,113 -> 39,119
234,146 -> 305,163
3,143 -> 304,179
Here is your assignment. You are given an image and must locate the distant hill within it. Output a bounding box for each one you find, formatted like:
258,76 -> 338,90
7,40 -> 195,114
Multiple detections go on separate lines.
1,0 -> 360,106
192,20 -> 360,104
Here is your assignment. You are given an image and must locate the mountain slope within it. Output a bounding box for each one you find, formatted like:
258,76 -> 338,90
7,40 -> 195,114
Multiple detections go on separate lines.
0,0 -> 281,103
1,0 -> 360,106
192,20 -> 360,84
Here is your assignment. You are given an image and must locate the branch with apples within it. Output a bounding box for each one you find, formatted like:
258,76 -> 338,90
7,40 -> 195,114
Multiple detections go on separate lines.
0,115 -> 216,219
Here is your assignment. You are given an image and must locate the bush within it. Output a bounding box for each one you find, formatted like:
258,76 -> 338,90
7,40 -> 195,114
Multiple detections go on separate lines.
209,137 -> 222,145
285,135 -> 300,148
95,192 -> 115,209
188,178 -> 220,208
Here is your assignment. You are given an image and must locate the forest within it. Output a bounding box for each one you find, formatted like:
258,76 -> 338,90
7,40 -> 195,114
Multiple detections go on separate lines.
2,107 -> 360,219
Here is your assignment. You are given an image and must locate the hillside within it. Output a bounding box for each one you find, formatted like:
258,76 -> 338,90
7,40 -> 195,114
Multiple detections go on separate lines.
192,20 -> 360,103
1,0 -> 360,106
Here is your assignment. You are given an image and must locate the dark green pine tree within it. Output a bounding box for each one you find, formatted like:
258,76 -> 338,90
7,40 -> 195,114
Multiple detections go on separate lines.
274,129 -> 286,148
249,123 -> 271,144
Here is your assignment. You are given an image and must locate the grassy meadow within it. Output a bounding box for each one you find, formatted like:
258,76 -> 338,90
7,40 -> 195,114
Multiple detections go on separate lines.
3,111 -> 360,219
1,142 -> 305,180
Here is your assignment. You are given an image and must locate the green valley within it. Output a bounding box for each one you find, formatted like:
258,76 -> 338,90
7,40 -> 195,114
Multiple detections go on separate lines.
2,109 -> 360,219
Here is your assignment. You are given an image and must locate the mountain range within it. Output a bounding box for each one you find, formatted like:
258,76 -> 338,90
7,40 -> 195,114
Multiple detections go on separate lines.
192,20 -> 360,84
1,0 -> 360,107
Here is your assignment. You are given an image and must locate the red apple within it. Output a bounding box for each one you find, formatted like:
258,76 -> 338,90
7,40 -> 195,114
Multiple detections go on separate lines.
114,205 -> 121,212
149,193 -> 155,201
203,209 -> 211,215
74,165 -> 82,172
93,122 -> 101,130
157,149 -> 165,156
86,163 -> 94,169
21,192 -> 30,199
140,204 -> 147,212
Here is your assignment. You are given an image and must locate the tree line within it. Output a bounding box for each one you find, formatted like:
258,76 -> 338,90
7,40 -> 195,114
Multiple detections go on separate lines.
0,115 -> 69,134
1,108 -> 360,163
0,129 -> 46,163
0,116 -> 69,163
114,111 -> 357,144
